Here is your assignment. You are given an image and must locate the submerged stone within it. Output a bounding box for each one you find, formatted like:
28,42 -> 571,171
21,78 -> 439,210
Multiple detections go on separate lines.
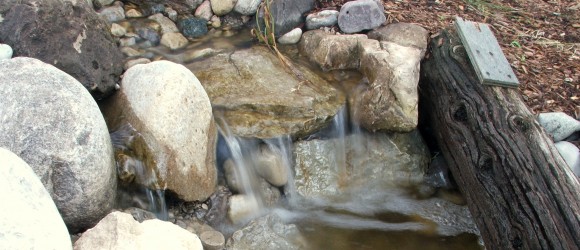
293,130 -> 430,198
187,46 -> 345,139
178,17 -> 209,38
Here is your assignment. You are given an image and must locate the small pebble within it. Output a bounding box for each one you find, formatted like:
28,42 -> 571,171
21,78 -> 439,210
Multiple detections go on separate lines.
110,23 -> 126,37
125,9 -> 143,18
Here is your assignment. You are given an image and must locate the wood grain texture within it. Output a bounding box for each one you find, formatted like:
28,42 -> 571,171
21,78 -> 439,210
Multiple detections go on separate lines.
420,28 -> 580,249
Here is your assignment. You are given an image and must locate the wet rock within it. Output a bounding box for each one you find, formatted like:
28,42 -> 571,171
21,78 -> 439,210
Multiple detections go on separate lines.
338,0 -> 385,33
210,15 -> 222,28
120,46 -> 143,57
93,0 -> 114,9
124,57 -> 151,70
200,230 -> 226,250
123,207 -> 158,222
74,211 -> 203,250
136,27 -> 160,45
368,22 -> 430,58
424,154 -> 454,189
120,36 -> 137,46
226,214 -> 307,249
205,186 -> 232,227
305,10 -> 339,30
353,38 -> 422,132
234,0 -> 260,15
257,177 -> 282,207
195,0 -> 213,21
101,61 -> 217,201
299,30 -> 366,71
178,17 -> 209,38
266,0 -> 315,37
555,141 -> 580,177
187,46 -> 345,139
294,130 -> 429,198
161,32 -> 189,50
98,4 -> 125,22
111,23 -> 127,37
278,27 -> 303,45
0,148 -> 72,250
224,159 -> 243,193
537,112 -> 580,142
228,194 -> 260,224
148,13 -> 179,34
0,57 -> 116,233
165,7 -> 178,21
0,43 -> 12,60
0,0 -> 124,99
221,12 -> 246,29
254,144 -> 288,187
211,0 -> 237,16
125,8 -> 144,18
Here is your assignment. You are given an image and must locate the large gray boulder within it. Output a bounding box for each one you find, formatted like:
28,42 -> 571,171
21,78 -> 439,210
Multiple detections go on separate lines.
0,148 -> 72,250
293,130 -> 429,198
226,214 -> 307,249
187,46 -> 345,139
337,0 -> 385,33
74,211 -> 203,250
0,57 -> 116,233
0,0 -> 124,99
102,60 -> 218,201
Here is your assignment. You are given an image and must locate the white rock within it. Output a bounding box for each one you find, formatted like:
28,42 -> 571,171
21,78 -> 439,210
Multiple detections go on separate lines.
0,148 -> 72,250
228,195 -> 260,224
103,61 -> 218,201
210,0 -> 237,16
538,112 -> 580,142
0,57 -> 116,233
111,23 -> 126,37
195,0 -> 214,21
0,43 -> 13,60
161,32 -> 189,50
149,13 -> 179,34
125,8 -> 143,18
278,27 -> 303,45
124,57 -> 151,70
234,0 -> 261,15
74,211 -> 203,250
254,144 -> 288,187
555,141 -> 580,177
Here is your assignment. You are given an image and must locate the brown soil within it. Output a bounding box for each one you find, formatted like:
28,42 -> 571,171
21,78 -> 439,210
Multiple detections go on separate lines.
316,0 -> 580,119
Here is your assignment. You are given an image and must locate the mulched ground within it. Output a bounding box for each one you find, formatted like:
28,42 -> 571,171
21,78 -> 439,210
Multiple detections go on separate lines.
316,0 -> 580,118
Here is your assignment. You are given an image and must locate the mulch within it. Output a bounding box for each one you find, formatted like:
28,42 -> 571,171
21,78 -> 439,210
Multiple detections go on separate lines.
316,0 -> 580,119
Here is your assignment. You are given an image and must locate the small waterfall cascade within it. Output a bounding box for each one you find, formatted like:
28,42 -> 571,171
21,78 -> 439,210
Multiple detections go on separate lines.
110,124 -> 168,220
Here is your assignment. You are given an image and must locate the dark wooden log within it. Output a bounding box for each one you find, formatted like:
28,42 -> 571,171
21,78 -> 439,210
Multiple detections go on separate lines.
420,28 -> 580,249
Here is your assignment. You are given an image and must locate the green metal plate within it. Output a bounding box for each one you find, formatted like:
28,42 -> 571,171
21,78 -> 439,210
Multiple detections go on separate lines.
454,16 -> 520,88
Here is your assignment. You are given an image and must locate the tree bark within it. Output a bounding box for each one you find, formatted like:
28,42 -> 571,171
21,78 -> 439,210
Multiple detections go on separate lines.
420,28 -> 580,249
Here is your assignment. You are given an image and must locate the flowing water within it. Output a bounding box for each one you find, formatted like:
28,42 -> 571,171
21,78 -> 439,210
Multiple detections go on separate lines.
117,27 -> 483,249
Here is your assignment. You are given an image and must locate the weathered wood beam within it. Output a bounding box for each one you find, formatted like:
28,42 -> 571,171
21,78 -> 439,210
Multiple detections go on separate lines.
420,28 -> 580,249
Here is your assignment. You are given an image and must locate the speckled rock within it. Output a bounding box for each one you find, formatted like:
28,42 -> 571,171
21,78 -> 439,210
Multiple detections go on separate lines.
0,57 -> 116,233
178,17 -> 208,38
102,60 -> 217,201
338,0 -> 385,33
0,148 -> 72,250
538,112 -> 580,142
